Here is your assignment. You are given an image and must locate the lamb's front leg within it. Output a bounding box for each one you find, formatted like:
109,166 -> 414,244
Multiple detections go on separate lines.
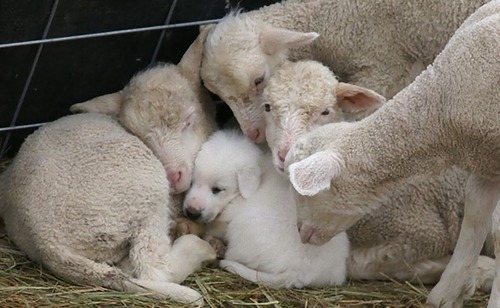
426,176 -> 499,308
488,201 -> 500,308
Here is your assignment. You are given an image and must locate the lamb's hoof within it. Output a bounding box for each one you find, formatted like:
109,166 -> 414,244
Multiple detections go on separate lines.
475,255 -> 495,292
175,217 -> 205,239
176,218 -> 193,237
205,235 -> 226,259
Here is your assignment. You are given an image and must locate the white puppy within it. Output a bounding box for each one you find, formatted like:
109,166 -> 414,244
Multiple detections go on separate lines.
183,130 -> 349,288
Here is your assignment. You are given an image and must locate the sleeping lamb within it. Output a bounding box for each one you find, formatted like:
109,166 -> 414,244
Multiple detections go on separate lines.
201,0 -> 489,142
285,2 -> 500,307
0,26 -> 217,307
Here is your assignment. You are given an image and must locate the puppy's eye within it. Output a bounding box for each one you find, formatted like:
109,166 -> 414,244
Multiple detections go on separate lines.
211,187 -> 224,194
264,104 -> 271,112
321,109 -> 330,115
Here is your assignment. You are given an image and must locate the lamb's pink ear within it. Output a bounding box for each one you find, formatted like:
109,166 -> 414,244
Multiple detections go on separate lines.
237,166 -> 262,199
288,150 -> 343,196
260,27 -> 319,55
69,91 -> 124,116
178,24 -> 214,85
336,83 -> 386,112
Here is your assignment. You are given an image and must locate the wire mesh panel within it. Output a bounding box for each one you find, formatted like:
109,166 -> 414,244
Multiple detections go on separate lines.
0,0 -> 279,159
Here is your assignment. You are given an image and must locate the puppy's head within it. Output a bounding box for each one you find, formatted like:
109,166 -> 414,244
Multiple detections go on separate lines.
183,130 -> 263,223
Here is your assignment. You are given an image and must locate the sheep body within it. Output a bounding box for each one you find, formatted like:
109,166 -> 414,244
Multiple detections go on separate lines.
183,130 -> 349,288
0,27 -> 218,306
285,2 -> 500,306
201,0 -> 489,142
263,59 -> 494,287
0,113 -> 216,306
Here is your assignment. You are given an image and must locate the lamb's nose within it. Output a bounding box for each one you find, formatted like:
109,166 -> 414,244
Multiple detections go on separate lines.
246,128 -> 261,142
278,148 -> 288,163
185,207 -> 201,220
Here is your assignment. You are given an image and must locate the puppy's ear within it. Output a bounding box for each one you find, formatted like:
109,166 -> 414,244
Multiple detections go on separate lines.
288,150 -> 344,196
237,165 -> 262,199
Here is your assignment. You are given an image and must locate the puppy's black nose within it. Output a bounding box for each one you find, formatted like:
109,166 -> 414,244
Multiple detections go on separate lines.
185,207 -> 202,220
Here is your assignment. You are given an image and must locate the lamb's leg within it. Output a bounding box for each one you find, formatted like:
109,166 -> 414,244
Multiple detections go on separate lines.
175,217 -> 206,238
426,176 -> 500,308
348,243 -> 450,284
220,259 -> 286,288
412,255 -> 493,293
167,234 -> 217,283
203,234 -> 227,259
129,213 -> 177,282
131,214 -> 216,285
488,201 -> 500,308
174,218 -> 226,259
41,245 -> 204,306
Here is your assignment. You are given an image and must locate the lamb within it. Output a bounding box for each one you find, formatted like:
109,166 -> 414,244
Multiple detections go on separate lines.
284,2 -> 500,306
182,129 -> 349,288
201,0 -> 489,142
262,59 -> 497,287
262,60 -> 386,171
71,27 -> 217,195
0,26 -> 218,307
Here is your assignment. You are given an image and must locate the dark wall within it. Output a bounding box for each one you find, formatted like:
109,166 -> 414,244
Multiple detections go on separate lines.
0,0 -> 279,158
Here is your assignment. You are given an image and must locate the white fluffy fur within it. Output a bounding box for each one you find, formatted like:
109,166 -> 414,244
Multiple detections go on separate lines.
285,3 -> 500,307
183,130 -> 349,288
0,27 -> 217,307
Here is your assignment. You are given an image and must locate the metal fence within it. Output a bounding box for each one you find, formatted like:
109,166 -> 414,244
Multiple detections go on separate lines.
0,0 -> 278,160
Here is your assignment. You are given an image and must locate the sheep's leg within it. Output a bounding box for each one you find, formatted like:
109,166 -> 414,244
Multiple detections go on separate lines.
220,259 -> 286,288
129,213 -> 175,282
40,245 -> 203,305
475,255 -> 496,293
175,217 -> 206,238
426,176 -> 499,308
488,201 -> 500,308
203,234 -> 227,259
348,243 -> 450,284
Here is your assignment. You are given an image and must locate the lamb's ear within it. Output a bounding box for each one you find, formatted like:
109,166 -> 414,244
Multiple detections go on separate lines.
199,23 -> 215,33
178,24 -> 214,85
237,166 -> 262,199
260,27 -> 319,55
70,91 -> 124,116
335,83 -> 386,112
288,150 -> 344,196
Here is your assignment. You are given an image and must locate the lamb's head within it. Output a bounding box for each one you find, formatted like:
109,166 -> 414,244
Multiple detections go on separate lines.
70,27 -> 216,194
183,130 -> 263,223
264,60 -> 385,172
201,13 -> 319,143
284,121 -> 366,245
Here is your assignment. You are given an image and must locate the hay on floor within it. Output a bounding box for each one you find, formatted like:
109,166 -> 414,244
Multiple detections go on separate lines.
0,234 -> 489,308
